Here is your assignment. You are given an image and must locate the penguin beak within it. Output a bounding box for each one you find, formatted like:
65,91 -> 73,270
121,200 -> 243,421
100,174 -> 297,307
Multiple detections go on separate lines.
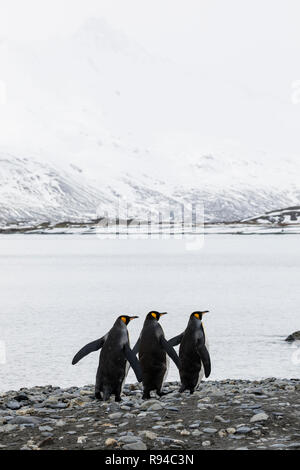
129,316 -> 139,320
202,311 -> 209,314
159,312 -> 168,316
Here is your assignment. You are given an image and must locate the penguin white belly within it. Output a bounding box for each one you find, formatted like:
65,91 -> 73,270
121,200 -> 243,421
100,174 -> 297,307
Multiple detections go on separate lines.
121,361 -> 130,393
121,338 -> 131,393
196,337 -> 209,387
197,368 -> 204,386
162,355 -> 170,388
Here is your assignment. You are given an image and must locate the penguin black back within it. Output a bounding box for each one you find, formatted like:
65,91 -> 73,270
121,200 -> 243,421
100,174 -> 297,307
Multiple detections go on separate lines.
96,316 -> 131,400
72,315 -> 142,401
179,311 -> 211,393
169,311 -> 211,394
134,311 -> 180,399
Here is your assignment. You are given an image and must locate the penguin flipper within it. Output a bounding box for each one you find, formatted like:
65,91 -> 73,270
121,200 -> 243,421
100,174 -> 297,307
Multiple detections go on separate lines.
168,333 -> 184,347
124,343 -> 143,382
160,336 -> 180,369
72,335 -> 107,365
132,337 -> 140,355
197,343 -> 211,378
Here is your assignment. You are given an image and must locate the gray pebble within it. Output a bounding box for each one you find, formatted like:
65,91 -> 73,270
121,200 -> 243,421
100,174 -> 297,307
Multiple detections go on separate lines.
123,441 -> 147,450
6,401 -> 21,410
202,427 -> 218,434
236,426 -> 252,434
39,426 -> 54,432
108,412 -> 123,420
119,435 -> 140,444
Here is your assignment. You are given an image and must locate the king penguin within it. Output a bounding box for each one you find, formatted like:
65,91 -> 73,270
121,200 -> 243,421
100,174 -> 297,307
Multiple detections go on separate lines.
72,315 -> 142,401
168,311 -> 211,394
133,311 -> 180,399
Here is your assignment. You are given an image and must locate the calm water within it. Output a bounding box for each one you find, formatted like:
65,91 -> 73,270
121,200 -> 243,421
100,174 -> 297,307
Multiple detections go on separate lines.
0,234 -> 299,392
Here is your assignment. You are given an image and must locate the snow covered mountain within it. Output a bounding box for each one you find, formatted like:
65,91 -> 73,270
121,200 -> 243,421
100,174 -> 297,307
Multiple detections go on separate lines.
0,18 -> 299,227
242,206 -> 300,225
0,152 -> 178,227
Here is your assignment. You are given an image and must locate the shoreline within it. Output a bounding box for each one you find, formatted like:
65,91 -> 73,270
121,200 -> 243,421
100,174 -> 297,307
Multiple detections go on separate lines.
0,378 -> 299,450
1,224 -> 300,235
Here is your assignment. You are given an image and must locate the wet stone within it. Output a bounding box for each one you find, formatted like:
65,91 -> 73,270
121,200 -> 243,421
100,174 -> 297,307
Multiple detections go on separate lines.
6,401 -> 21,410
236,426 -> 252,434
202,427 -> 218,434
108,412 -> 122,420
123,441 -> 147,450
10,416 -> 41,425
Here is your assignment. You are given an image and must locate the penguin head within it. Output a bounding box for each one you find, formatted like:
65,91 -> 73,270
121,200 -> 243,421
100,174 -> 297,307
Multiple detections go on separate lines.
146,311 -> 167,321
191,311 -> 209,322
118,315 -> 139,325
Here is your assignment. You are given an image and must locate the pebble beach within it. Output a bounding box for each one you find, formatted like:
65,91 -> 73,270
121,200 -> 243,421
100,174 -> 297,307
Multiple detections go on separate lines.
1,378 -> 299,451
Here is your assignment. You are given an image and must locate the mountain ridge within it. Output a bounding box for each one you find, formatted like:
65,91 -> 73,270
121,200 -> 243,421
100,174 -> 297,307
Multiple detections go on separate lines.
0,19 -> 299,226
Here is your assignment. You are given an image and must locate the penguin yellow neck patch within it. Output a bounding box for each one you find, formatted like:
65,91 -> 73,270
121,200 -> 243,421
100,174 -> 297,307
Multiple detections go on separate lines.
194,313 -> 200,319
151,312 -> 157,319
121,316 -> 127,324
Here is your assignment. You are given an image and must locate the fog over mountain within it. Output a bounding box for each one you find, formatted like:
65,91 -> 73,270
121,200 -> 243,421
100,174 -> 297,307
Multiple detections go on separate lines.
0,18 -> 299,226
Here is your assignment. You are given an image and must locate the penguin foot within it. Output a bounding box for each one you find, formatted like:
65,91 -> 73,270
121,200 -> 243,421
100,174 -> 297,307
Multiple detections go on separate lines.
179,385 -> 186,393
95,392 -> 102,400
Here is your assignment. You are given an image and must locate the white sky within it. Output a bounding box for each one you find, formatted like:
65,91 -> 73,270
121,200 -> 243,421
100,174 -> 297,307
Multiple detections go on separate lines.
1,0 -> 300,157
1,0 -> 300,65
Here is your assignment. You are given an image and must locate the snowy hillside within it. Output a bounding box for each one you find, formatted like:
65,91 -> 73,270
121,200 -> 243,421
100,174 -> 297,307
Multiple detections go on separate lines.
0,18 -> 299,227
242,206 -> 300,225
0,154 -> 105,225
0,153 -> 181,227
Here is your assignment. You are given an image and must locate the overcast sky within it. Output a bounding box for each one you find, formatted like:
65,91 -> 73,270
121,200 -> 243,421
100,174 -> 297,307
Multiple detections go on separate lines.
1,0 -> 300,157
1,0 -> 299,64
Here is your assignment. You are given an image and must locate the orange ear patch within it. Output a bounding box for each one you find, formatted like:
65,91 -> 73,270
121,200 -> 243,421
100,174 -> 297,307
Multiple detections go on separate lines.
151,312 -> 157,319
194,313 -> 200,319
121,316 -> 127,323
